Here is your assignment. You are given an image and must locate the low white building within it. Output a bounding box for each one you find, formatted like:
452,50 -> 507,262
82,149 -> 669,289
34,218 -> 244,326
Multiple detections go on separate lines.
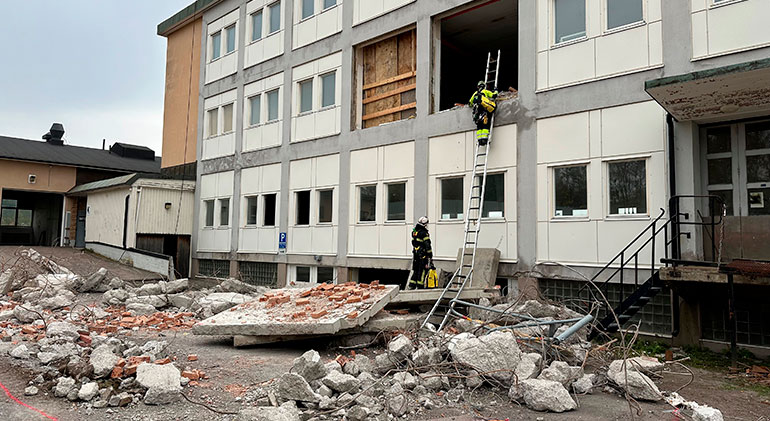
68,174 -> 195,278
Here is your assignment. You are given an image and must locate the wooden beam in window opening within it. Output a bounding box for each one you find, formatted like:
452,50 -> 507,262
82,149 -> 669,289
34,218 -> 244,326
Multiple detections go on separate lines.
361,29 -> 417,128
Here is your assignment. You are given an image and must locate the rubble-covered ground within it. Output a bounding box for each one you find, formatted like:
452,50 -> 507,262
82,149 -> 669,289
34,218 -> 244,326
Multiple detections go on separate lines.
0,248 -> 768,421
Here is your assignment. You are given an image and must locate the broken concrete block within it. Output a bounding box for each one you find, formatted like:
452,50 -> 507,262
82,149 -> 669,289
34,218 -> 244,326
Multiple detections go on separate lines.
126,295 -> 168,309
572,374 -> 595,394
537,361 -> 583,388
90,345 -> 120,379
387,334 -> 414,359
388,394 -> 407,416
24,386 -> 38,396
80,268 -> 108,292
237,401 -> 301,421
219,278 -> 263,295
13,304 -> 41,323
78,382 -> 99,401
127,302 -> 156,316
54,377 -> 76,398
412,346 -> 441,366
322,370 -> 360,393
9,344 -> 30,359
199,292 -> 250,314
626,356 -> 665,374
40,292 -> 74,310
278,373 -> 321,402
292,350 -> 328,382
136,283 -> 163,296
165,279 -> 189,294
103,288 -> 129,305
516,353 -> 542,380
347,405 -> 370,421
136,363 -> 182,405
46,322 -> 81,342
520,379 -> 577,412
693,404 -> 724,421
449,330 -> 522,384
607,359 -> 662,401
354,354 -> 375,374
392,371 -> 418,390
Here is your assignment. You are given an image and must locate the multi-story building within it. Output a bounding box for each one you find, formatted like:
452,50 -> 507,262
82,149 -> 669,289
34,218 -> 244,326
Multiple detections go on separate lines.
158,0 -> 770,353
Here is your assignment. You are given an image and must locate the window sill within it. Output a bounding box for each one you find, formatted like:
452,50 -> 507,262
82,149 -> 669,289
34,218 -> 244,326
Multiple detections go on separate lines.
551,35 -> 588,50
245,120 -> 281,130
248,29 -> 282,47
709,0 -> 747,10
550,216 -> 590,223
297,110 -> 314,117
209,50 -> 237,63
319,104 -> 337,112
356,221 -> 377,225
437,219 -> 464,224
384,220 -> 407,225
605,215 -> 651,221
603,20 -> 646,36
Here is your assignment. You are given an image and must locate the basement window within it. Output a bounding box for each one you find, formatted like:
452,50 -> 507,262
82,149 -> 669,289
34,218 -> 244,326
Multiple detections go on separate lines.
263,193 -> 277,226
434,0 -> 518,111
355,28 -> 416,129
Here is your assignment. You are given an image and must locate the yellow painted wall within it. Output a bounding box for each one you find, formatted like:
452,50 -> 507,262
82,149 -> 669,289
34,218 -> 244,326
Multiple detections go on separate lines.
161,18 -> 201,169
0,159 -> 77,194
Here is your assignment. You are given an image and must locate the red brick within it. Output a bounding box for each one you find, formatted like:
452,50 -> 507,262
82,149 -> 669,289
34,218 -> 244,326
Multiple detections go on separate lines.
299,290 -> 312,298
346,296 -> 362,304
154,358 -> 171,365
347,311 -> 359,319
310,309 -> 328,319
187,354 -> 198,362
111,366 -> 124,379
295,298 -> 310,306
124,364 -> 139,376
181,370 -> 200,381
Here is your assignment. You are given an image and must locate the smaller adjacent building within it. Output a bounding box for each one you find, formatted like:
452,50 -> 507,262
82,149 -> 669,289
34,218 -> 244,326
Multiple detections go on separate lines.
68,174 -> 195,278
0,124 -> 161,247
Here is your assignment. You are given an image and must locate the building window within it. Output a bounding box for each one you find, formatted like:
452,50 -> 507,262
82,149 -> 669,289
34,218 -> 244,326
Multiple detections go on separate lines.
608,160 -> 647,215
483,173 -> 505,218
301,0 -> 314,19
252,11 -> 263,41
387,183 -> 406,221
705,126 -> 734,215
222,103 -> 234,133
299,79 -> 313,113
249,95 -> 261,126
296,190 -> 311,225
207,108 -> 218,137
554,0 -> 586,44
269,1 -> 281,34
318,189 -> 333,223
263,193 -> 277,226
296,266 -> 311,282
321,71 -> 336,108
204,200 -> 215,227
318,266 -> 335,283
607,0 -> 643,30
211,31 -> 221,60
323,0 -> 336,9
746,122 -> 770,216
267,89 -> 280,121
0,199 -> 32,227
554,165 -> 588,217
441,177 -> 464,220
225,24 -> 236,53
219,198 -> 230,226
359,185 -> 376,222
246,196 -> 258,225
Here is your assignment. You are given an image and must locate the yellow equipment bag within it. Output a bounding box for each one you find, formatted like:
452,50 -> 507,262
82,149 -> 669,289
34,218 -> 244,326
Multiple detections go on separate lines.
480,95 -> 497,113
427,269 -> 438,289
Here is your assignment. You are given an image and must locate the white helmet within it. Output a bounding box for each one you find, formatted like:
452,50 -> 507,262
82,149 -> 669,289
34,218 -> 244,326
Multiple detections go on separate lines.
417,216 -> 429,226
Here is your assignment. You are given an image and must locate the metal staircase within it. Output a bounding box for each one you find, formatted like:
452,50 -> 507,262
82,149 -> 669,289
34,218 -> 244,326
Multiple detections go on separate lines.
421,50 -> 501,332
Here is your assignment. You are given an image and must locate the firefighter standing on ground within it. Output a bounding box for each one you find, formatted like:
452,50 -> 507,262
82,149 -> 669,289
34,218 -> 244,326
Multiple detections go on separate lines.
409,216 -> 433,289
469,81 -> 498,145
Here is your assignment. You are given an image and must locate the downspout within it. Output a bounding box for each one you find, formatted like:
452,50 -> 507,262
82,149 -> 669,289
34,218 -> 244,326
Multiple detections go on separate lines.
666,112 -> 680,338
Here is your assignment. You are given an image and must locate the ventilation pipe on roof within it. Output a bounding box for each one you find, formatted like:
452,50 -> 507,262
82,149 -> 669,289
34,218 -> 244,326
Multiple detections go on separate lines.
42,123 -> 65,146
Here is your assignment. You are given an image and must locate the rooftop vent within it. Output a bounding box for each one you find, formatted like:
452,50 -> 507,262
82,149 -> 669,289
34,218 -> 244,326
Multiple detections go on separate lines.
109,142 -> 155,161
42,123 -> 65,146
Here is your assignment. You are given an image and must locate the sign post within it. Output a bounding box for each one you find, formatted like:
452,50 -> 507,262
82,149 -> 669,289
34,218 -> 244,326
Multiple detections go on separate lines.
278,232 -> 287,254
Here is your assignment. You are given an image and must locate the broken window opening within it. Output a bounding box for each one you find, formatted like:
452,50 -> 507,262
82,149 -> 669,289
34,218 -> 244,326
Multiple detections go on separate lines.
435,0 -> 518,112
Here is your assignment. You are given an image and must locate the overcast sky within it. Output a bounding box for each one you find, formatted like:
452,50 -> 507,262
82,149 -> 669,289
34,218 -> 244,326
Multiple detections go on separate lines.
0,1 -> 192,155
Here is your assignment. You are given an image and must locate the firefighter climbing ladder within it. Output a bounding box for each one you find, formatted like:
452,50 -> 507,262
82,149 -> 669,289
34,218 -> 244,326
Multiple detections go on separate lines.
421,50 -> 501,332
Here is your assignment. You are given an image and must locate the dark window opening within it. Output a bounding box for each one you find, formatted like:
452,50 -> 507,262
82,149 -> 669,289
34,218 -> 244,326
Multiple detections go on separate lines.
436,0 -> 518,112
296,266 -> 311,282
357,267 -> 410,287
318,266 -> 335,283
263,193 -> 277,226
296,191 -> 311,225
0,190 -> 63,246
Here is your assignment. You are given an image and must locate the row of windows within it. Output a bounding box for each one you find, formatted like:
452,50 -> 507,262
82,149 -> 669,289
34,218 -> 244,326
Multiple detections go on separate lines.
206,70 -> 337,139
211,0 -> 339,62
554,0 -> 645,44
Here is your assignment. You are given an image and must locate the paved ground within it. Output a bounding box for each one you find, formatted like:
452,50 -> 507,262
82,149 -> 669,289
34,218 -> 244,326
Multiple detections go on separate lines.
0,246 -> 161,281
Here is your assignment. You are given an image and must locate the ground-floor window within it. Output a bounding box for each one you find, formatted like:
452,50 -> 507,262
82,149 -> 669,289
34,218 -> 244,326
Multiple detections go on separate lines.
198,259 -> 230,278
700,284 -> 770,347
290,265 -> 336,284
239,261 -> 278,287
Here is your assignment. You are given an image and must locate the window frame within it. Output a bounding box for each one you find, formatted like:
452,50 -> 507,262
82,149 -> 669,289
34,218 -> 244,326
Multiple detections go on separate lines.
317,189 -> 334,224
245,195 -> 258,226
224,24 -> 237,54
295,190 -> 311,226
552,0 -> 588,46
266,88 -> 280,122
221,102 -> 235,134
358,184 -> 377,223
251,10 -> 263,43
291,265 -> 336,284
320,71 -> 336,109
248,94 -> 261,127
300,0 -> 315,21
322,0 -> 337,10
268,1 -> 282,35
219,198 -> 231,227
440,176 -> 465,221
0,199 -> 33,228
386,181 -> 407,222
206,107 -> 219,138
204,199 -> 216,227
263,193 -> 277,227
604,0 -> 646,33
298,78 -> 314,114
552,163 -> 590,220
482,172 -> 506,219
605,157 -> 649,218
210,30 -> 222,61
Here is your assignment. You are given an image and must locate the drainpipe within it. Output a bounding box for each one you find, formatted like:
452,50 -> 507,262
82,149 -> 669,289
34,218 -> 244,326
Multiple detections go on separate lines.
666,112 -> 680,338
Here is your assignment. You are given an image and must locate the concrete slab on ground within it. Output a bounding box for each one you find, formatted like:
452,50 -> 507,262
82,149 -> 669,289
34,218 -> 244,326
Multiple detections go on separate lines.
0,246 -> 161,281
193,283 -> 399,337
390,287 -> 499,304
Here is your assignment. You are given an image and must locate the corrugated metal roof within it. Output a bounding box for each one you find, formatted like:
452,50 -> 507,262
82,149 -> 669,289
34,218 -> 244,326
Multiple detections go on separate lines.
68,173 -> 139,194
0,135 -> 161,174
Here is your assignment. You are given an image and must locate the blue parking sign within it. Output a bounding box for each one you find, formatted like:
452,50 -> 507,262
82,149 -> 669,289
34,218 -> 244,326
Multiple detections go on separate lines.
279,232 -> 287,253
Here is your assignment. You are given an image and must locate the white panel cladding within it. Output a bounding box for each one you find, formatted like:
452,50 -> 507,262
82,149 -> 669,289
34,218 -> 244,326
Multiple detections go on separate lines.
536,101 -> 668,266
348,141 -> 416,258
135,183 -> 195,235
288,154 -> 339,255
427,125 -> 517,262
537,0 -> 663,91
292,0 -> 343,49
691,0 -> 770,59
84,187 -> 132,247
243,72 -> 284,152
205,8 -> 240,84
352,0 -> 414,26
239,163 -> 281,253
203,89 -> 237,160
198,171 -> 234,252
291,52 -> 342,143
245,0 -> 285,69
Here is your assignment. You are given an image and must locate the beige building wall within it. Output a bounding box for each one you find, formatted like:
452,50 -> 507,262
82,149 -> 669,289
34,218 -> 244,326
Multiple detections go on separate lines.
84,187 -> 132,247
0,159 -> 77,194
161,18 -> 201,169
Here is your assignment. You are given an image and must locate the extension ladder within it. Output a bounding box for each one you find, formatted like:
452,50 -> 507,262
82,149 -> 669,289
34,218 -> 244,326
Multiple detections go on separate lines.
421,50 -> 501,331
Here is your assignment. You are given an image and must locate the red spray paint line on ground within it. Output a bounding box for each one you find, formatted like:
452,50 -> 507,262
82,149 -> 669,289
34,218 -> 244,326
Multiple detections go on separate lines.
0,378 -> 58,421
